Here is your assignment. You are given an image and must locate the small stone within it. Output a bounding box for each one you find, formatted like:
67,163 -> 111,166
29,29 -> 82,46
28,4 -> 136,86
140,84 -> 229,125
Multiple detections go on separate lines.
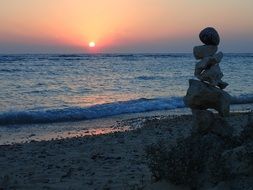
199,27 -> 220,45
183,79 -> 231,117
193,45 -> 218,60
200,64 -> 224,86
209,51 -> 223,65
194,52 -> 223,79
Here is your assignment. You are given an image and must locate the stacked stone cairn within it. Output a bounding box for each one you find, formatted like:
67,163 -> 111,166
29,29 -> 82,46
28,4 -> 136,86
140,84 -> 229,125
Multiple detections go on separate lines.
184,27 -> 232,134
145,28 -> 253,189
158,28 -> 253,189
194,27 -> 228,90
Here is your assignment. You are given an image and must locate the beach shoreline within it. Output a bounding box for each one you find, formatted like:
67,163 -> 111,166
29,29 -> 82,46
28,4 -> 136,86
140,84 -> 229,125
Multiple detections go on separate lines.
0,109 -> 251,189
0,103 -> 252,145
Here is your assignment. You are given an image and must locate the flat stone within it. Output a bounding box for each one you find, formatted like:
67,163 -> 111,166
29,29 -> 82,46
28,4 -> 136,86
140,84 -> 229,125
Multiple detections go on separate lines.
193,45 -> 218,60
183,79 -> 231,116
199,27 -> 220,46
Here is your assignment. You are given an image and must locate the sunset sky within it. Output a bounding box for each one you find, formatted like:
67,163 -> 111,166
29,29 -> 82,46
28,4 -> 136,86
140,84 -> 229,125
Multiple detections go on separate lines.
0,0 -> 253,53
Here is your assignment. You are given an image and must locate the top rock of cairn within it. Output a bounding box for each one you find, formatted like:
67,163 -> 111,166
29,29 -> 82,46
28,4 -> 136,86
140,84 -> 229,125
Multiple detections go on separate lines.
199,27 -> 220,46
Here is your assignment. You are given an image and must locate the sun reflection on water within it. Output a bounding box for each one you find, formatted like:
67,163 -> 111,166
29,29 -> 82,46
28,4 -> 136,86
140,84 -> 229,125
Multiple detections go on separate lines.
62,93 -> 140,107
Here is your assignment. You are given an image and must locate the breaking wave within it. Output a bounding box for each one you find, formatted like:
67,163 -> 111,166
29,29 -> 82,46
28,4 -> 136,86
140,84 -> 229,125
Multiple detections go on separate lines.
0,94 -> 252,125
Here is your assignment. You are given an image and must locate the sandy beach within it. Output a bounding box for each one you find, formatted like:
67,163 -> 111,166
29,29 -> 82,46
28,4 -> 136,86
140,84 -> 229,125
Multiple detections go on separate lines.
0,111 -> 251,190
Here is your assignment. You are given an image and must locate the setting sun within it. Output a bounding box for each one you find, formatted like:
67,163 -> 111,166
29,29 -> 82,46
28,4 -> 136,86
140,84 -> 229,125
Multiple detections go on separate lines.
89,42 -> 96,48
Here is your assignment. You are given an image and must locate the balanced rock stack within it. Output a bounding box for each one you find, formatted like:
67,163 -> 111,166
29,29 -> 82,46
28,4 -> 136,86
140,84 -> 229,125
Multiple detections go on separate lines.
194,27 -> 228,89
184,27 -> 231,120
148,30 -> 253,188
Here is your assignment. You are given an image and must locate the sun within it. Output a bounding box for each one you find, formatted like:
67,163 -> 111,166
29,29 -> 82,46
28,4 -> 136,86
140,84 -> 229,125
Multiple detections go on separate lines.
89,42 -> 96,48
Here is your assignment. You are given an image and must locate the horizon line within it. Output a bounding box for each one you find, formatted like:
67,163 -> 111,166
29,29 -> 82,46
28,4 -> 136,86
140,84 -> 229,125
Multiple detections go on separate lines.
1,52 -> 253,55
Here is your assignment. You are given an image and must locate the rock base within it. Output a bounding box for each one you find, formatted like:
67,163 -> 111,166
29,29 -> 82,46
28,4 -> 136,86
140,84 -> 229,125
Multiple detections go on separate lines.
146,112 -> 253,190
184,79 -> 231,117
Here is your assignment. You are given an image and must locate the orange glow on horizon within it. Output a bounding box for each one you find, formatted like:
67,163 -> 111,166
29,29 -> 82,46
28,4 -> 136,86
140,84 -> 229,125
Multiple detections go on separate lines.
0,0 -> 253,53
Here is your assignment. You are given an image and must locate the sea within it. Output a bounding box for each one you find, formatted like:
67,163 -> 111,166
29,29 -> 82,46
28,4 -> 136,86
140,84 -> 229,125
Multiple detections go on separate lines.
0,53 -> 252,143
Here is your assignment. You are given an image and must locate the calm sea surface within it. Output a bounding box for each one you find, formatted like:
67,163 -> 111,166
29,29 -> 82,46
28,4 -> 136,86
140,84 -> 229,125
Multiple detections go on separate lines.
0,53 -> 252,125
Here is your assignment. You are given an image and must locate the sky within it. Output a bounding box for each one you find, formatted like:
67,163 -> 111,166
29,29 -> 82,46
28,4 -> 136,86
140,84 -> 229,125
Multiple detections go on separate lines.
0,0 -> 253,53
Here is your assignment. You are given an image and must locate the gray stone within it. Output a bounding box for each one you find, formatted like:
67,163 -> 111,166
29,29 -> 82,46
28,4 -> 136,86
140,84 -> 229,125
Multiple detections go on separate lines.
184,79 -> 231,116
209,51 -> 223,64
199,27 -> 220,46
193,45 -> 218,60
194,52 -> 225,87
194,52 -> 223,80
200,64 -> 224,86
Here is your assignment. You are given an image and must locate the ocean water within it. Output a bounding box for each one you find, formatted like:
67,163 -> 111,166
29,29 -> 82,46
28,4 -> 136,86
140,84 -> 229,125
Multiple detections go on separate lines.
0,53 -> 253,126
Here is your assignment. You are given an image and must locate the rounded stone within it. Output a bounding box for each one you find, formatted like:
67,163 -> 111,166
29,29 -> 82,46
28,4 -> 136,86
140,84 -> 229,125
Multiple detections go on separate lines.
199,27 -> 220,45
